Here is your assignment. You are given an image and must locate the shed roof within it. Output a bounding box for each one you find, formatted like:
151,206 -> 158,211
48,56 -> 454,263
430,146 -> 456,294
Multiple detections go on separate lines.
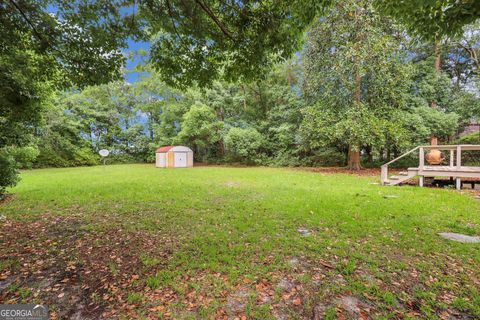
156,146 -> 193,153
156,146 -> 173,153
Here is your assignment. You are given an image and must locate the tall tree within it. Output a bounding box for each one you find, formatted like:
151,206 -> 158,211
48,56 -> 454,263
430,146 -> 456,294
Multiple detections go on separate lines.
301,0 -> 413,170
0,0 -> 134,193
176,102 -> 224,160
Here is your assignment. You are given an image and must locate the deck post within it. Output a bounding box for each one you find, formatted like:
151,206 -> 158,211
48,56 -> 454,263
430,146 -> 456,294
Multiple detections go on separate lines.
456,146 -> 462,190
419,147 -> 424,168
456,178 -> 461,190
419,147 -> 424,172
456,146 -> 461,169
380,165 -> 387,185
380,144 -> 480,189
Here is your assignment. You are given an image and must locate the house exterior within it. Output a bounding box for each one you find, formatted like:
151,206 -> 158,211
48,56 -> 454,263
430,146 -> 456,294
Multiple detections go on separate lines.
459,122 -> 479,137
459,118 -> 479,137
155,146 -> 194,168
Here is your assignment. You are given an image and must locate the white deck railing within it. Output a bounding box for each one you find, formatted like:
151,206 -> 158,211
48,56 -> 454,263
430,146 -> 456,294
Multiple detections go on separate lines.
381,145 -> 480,185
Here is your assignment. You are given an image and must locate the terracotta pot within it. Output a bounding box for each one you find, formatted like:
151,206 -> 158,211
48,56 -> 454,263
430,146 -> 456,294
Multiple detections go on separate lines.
425,149 -> 444,165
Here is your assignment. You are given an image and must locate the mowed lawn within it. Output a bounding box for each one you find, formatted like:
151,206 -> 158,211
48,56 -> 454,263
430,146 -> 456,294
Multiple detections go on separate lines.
1,164 -> 479,319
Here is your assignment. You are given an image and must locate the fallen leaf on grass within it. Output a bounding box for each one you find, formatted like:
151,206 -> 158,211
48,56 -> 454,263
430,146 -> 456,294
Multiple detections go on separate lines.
319,259 -> 334,269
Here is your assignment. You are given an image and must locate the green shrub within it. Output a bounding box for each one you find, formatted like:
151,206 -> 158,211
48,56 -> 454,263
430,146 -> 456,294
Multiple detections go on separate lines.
225,127 -> 263,164
0,150 -> 19,196
264,150 -> 302,167
9,146 -> 40,169
304,148 -> 346,167
73,148 -> 99,166
2,146 -> 39,169
35,146 -> 98,168
455,132 -> 480,144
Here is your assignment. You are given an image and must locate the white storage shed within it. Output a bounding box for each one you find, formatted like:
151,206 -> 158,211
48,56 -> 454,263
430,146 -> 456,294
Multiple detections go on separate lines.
155,146 -> 193,168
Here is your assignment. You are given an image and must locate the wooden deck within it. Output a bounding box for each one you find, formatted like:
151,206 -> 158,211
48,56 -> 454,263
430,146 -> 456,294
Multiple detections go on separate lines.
415,166 -> 480,178
381,145 -> 480,189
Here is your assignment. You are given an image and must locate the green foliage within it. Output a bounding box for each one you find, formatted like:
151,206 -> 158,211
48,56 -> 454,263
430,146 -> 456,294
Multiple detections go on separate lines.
224,127 -> 263,164
409,106 -> 459,140
144,1 -> 328,88
1,0 -> 133,188
455,133 -> 480,166
447,90 -> 480,125
3,1 -> 477,170
411,58 -> 454,108
0,150 -> 19,195
0,145 -> 40,194
374,0 -> 480,39
1,1 -> 132,88
301,0 -> 413,163
176,102 -> 223,155
3,146 -> 40,169
456,132 -> 480,145
306,148 -> 347,167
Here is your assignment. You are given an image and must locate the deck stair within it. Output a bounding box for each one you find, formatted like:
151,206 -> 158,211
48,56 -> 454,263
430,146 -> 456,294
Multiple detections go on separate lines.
383,168 -> 418,186
380,145 -> 480,189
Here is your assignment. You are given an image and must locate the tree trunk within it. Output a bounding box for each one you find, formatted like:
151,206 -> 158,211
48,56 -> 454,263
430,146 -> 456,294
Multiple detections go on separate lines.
148,116 -> 154,141
347,145 -> 361,170
348,59 -> 362,171
218,138 -> 225,156
365,145 -> 373,163
354,68 -> 361,105
430,41 -> 441,110
430,41 -> 441,145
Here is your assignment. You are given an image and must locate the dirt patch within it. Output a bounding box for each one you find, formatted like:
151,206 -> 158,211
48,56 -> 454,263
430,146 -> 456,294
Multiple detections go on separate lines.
0,215 -> 175,319
335,295 -> 371,318
223,181 -> 241,187
225,285 -> 252,316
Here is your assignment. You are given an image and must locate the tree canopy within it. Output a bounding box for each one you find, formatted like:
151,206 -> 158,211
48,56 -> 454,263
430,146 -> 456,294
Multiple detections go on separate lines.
375,0 -> 480,39
1,0 -> 479,193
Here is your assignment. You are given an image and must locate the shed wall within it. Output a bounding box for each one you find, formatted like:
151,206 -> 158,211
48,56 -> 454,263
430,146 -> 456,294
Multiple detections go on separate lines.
187,152 -> 194,167
155,153 -> 166,167
166,151 -> 175,168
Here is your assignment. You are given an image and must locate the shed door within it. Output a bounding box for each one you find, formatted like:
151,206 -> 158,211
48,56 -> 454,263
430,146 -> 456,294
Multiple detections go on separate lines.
174,152 -> 187,167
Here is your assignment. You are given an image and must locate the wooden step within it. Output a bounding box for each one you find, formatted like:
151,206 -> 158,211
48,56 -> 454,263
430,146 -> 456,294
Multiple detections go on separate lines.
390,176 -> 400,180
399,171 -> 408,176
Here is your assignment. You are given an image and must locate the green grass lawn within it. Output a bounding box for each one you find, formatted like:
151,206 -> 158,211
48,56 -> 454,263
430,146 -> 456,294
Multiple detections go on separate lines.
1,164 -> 479,319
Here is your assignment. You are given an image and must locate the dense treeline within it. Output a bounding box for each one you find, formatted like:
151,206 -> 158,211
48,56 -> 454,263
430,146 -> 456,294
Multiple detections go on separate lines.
28,3 -> 478,170
1,0 -> 479,194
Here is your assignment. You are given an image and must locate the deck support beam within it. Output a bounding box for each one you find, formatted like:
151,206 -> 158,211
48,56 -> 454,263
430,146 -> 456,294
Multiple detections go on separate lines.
419,176 -> 424,187
456,178 -> 462,190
